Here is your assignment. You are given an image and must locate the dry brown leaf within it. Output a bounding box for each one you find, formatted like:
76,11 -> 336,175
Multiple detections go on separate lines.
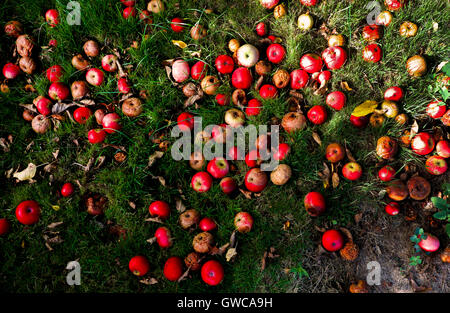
410,120 -> 419,138
282,220 -> 290,231
139,277 -> 158,285
340,81 -> 352,91
261,251 -> 268,271
239,188 -> 252,199
94,156 -> 106,169
255,75 -> 264,91
229,230 -> 237,248
51,102 -> 78,114
184,94 -> 203,108
52,149 -> 59,160
332,172 -> 340,188
13,163 -> 37,182
20,103 -> 38,113
148,151 -> 164,167
226,247 -> 238,262
314,225 -> 326,233
129,201 -> 136,209
146,237 -> 157,244
339,227 -> 353,242
175,198 -> 186,213
312,132 -> 322,146
47,221 -> 63,229
345,145 -> 356,163
354,213 -> 363,224
145,217 -> 164,224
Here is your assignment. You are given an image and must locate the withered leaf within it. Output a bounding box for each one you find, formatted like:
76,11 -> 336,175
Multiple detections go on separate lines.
175,198 -> 186,213
13,163 -> 37,182
345,145 -> 356,163
340,81 -> 353,91
139,278 -> 158,285
255,75 -> 264,91
47,221 -> 63,229
339,227 -> 353,242
312,132 -> 322,146
332,172 -> 340,189
410,120 -> 419,138
148,151 -> 164,167
354,213 -> 363,224
20,103 -> 38,113
145,217 -> 163,224
239,188 -> 252,199
51,102 -> 78,114
184,94 -> 203,108
225,247 -> 238,262
146,237 -> 157,244
261,251 -> 267,271
229,230 -> 237,248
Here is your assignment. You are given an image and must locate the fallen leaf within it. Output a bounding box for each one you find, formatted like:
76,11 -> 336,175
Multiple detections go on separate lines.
129,202 -> 136,209
340,81 -> 353,91
282,220 -> 290,231
52,150 -> 59,160
94,156 -> 106,169
145,217 -> 163,224
332,172 -> 340,188
172,40 -> 187,49
146,237 -> 157,244
345,145 -> 356,162
26,141 -> 34,151
354,213 -> 363,224
351,100 -> 378,117
177,268 -> 190,282
312,132 -> 321,146
255,75 -> 264,91
51,102 -> 78,114
261,251 -> 268,271
239,188 -> 252,199
226,247 -> 238,262
47,221 -> 63,229
229,230 -> 237,248
51,205 -> 60,211
410,120 -> 419,138
148,151 -> 164,167
20,103 -> 38,113
175,198 -> 186,213
139,278 -> 158,285
13,163 -> 37,182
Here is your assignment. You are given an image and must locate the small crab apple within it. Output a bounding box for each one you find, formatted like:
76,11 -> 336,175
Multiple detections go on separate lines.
129,256 -> 150,276
36,97 -> 52,116
172,59 -> 190,83
326,91 -> 346,111
46,65 -> 63,82
170,17 -> 185,32
362,44 -> 382,63
385,202 -> 400,216
290,69 -> 309,89
362,24 -> 382,41
191,172 -> 213,193
120,0 -> 136,6
350,114 -> 369,128
88,129 -> 107,144
101,55 -> 118,72
48,82 -> 70,101
245,150 -> 260,168
155,227 -> 173,249
4,21 -> 23,37
73,107 -> 92,124
418,233 -> 440,253
304,191 -> 326,217
272,143 -> 290,161
71,81 -> 89,100
61,182 -> 74,197
86,68 -> 104,86
71,54 -> 89,71
118,77 -> 131,93
234,212 -> 253,233
322,229 -> 344,252
215,55 -> 234,74
411,132 -> 435,155
3,63 -> 21,79
297,13 -> 314,31
267,44 -> 286,64
219,177 -> 237,194
123,6 -> 137,19
325,143 -> 345,163
45,9 -> 59,27
378,165 -> 396,182
426,100 -> 446,119
317,70 -> 332,85
342,162 -> 362,181
102,113 -> 122,134
259,84 -> 278,99
246,98 -> 262,116
224,108 -> 245,128
376,11 -> 393,26
425,155 -> 448,175
199,217 -> 217,232
94,109 -> 105,125
177,112 -> 195,131
15,200 -> 41,225
163,257 -> 184,282
300,0 -> 318,6
207,157 -> 229,179
191,60 -> 208,80
0,218 -> 10,236
256,22 -> 268,36
244,168 -> 268,192
232,67 -> 253,89
384,86 -> 403,101
149,201 -> 170,219
384,0 -> 407,11
436,140 -> 450,158
216,94 -> 230,106
236,44 -> 259,68
300,53 -> 323,74
322,46 -> 347,70
307,105 -> 327,125
260,0 -> 279,9
201,260 -> 224,286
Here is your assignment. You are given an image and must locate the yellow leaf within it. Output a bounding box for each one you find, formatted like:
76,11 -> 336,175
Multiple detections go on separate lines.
351,100 -> 378,117
226,248 -> 238,262
51,205 -> 60,211
21,240 -> 25,248
172,40 -> 187,49
13,163 -> 37,182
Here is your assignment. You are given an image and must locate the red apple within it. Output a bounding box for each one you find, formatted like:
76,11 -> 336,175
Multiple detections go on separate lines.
216,94 -> 230,106
384,86 -> 403,101
228,146 -> 242,161
436,140 -> 450,158
15,200 -> 41,225
191,172 -> 213,193
266,44 -> 286,64
426,100 -> 446,119
307,105 -> 327,125
121,0 -> 136,6
191,60 -> 208,80
245,150 -> 260,167
101,54 -> 118,72
272,143 -> 290,161
425,155 -> 448,175
232,67 -> 253,89
102,113 -> 122,134
234,211 -> 253,233
88,129 -> 107,144
48,82 -> 70,101
2,63 -> 20,79
201,260 -> 224,286
73,107 -> 92,124
199,217 -> 217,231
46,65 -> 63,82
322,46 -> 347,70
362,44 -> 382,63
418,233 -> 440,252
215,55 -> 234,74
342,162 -> 363,181
300,53 -> 323,74
325,143 -> 345,163
304,191 -> 326,217
290,69 -> 309,89
207,157 -> 229,179
326,91 -> 346,111
61,182 -> 74,197
350,114 -> 369,128
36,97 -> 52,116
170,17 -> 184,32
322,229 -> 344,252
317,70 -> 332,85
260,0 -> 279,9
0,218 -> 10,236
411,132 -> 435,155
378,165 -> 396,182
259,84 -> 278,99
45,9 -> 59,27
385,202 -> 400,216
164,257 -> 183,281
211,124 -> 229,143
244,168 -> 268,192
149,200 -> 170,219
256,22 -> 268,36
177,112 -> 195,131
118,77 -> 131,93
123,6 -> 136,19
155,226 -> 172,249
245,98 -> 262,116
219,177 -> 237,194
71,81 -> 89,100
129,255 -> 149,276
86,68 -> 104,86
300,0 -> 318,6
362,24 -> 382,41
384,0 -> 407,11
172,59 -> 190,83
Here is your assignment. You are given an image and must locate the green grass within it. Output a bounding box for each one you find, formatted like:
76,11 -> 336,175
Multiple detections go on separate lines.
0,0 -> 449,293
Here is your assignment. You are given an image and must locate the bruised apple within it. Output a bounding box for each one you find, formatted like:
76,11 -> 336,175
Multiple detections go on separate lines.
270,164 -> 291,185
407,176 -> 431,201
179,209 -> 200,229
376,136 -> 398,160
281,112 -> 306,133
386,179 -> 408,201
304,191 -> 326,217
244,168 -> 268,192
193,232 -> 214,254
234,212 -> 253,233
